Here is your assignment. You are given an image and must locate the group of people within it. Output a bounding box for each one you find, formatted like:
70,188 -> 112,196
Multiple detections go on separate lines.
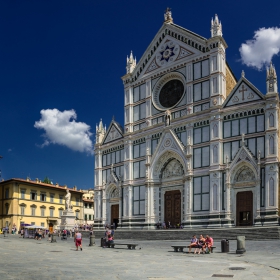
156,221 -> 184,229
188,235 -> 214,254
103,226 -> 115,248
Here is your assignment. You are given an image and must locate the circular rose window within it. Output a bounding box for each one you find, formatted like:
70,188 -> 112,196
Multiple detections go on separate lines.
159,79 -> 184,108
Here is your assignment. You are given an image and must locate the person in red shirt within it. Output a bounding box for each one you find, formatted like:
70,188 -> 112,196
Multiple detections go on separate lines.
205,235 -> 214,253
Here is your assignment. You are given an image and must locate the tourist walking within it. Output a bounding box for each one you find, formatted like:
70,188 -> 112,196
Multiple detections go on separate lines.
74,230 -> 82,251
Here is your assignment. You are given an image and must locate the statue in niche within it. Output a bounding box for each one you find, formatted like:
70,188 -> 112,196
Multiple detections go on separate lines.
165,110 -> 171,126
235,166 -> 255,182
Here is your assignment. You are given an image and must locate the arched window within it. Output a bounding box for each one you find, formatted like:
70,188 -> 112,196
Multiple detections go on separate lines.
213,184 -> 217,210
269,114 -> 274,127
213,145 -> 218,163
213,124 -> 218,138
269,177 -> 274,206
269,136 -> 275,154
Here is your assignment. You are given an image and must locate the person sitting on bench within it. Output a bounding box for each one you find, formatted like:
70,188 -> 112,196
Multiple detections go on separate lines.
205,235 -> 214,253
188,235 -> 198,253
194,235 -> 205,254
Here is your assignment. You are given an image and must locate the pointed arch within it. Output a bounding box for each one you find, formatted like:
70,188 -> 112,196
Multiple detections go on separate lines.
269,136 -> 275,154
269,113 -> 275,127
269,177 -> 275,206
213,124 -> 218,138
213,184 -> 218,210
213,145 -> 218,163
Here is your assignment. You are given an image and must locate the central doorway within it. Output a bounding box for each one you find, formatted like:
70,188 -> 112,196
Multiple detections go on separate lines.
236,191 -> 253,226
164,190 -> 181,228
111,204 -> 119,229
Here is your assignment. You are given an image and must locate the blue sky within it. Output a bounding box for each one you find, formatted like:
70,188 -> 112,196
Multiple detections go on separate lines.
1,0 -> 280,189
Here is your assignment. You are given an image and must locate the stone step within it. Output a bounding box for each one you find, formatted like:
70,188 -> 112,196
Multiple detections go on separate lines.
91,226 -> 280,241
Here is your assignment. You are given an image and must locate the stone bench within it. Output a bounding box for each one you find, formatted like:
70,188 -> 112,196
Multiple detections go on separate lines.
107,243 -> 138,250
187,245 -> 216,253
171,245 -> 186,252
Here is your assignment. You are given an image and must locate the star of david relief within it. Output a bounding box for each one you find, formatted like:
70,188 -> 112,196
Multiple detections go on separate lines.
155,41 -> 180,67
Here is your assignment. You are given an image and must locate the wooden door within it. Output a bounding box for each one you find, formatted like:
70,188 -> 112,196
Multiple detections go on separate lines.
164,190 -> 181,228
236,191 -> 253,226
111,204 -> 119,228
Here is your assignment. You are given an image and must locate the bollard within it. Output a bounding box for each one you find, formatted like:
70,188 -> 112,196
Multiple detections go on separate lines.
4,231 -> 7,238
236,236 -> 246,254
89,235 -> 95,246
51,234 -> 57,243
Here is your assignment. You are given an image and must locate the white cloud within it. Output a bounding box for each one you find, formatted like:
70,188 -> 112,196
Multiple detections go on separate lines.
239,27 -> 280,70
34,109 -> 93,155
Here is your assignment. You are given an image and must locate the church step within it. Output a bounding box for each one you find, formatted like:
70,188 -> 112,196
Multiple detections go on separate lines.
90,226 -> 280,241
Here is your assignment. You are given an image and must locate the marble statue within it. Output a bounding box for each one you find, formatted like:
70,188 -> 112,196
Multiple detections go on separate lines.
65,189 -> 72,210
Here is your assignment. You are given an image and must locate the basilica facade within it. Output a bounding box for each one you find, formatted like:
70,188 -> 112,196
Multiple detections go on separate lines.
94,11 -> 279,229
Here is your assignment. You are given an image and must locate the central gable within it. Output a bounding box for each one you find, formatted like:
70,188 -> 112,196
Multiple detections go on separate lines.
102,120 -> 123,145
223,76 -> 264,108
133,23 -> 208,81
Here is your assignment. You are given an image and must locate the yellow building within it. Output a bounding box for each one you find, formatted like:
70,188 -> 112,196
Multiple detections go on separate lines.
0,178 -> 84,232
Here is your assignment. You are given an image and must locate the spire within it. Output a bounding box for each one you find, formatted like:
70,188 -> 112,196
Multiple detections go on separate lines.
241,70 -> 245,78
126,50 -> 136,74
96,119 -> 106,144
211,14 -> 222,37
164,7 -> 173,24
266,62 -> 278,94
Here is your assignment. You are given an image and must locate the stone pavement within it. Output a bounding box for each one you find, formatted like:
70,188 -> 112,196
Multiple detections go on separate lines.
0,234 -> 280,280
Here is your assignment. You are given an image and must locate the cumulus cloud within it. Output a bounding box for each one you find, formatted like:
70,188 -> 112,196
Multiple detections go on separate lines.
34,109 -> 93,155
239,27 -> 280,70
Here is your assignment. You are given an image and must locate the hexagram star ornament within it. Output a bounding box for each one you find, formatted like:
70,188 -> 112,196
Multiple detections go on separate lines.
160,45 -> 175,62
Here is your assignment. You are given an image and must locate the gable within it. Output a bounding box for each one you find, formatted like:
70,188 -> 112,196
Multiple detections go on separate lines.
103,122 -> 123,144
133,24 -> 208,81
224,79 -> 264,108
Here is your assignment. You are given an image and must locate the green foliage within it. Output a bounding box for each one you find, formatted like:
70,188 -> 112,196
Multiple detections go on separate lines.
43,177 -> 51,184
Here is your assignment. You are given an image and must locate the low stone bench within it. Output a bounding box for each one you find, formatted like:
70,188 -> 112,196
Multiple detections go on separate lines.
108,243 -> 138,250
171,245 -> 187,252
187,245 -> 216,253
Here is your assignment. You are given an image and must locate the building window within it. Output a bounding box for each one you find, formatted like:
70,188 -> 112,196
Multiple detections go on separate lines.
41,223 -> 45,227
260,168 -> 265,207
193,176 -> 210,211
76,198 -> 79,206
31,222 -> 35,225
269,177 -> 275,206
193,146 -> 210,168
5,204 -> 9,215
133,102 -> 146,122
222,173 -> 226,210
223,115 -> 264,138
75,211 -> 79,219
50,208 -> 54,217
59,195 -> 63,204
269,136 -> 275,155
20,189 -> 26,199
31,207 -> 36,216
133,141 -> 146,158
193,59 -> 209,80
5,188 -> 9,199
102,147 -> 124,167
40,193 -> 46,202
133,160 -> 146,179
84,214 -> 88,221
193,126 -> 210,144
30,191 -> 37,201
41,208 -> 45,217
59,209 -> 63,217
20,206 -> 25,215
151,135 -> 161,154
133,84 -> 146,102
133,186 -> 145,215
50,194 -> 54,203
89,214 -> 92,220
85,203 -> 88,208
193,80 -> 210,101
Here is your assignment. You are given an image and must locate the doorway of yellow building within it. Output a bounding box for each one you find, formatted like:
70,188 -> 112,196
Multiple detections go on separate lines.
49,223 -> 53,233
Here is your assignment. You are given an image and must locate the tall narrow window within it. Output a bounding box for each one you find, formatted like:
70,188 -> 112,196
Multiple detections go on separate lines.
269,136 -> 275,154
213,184 -> 218,210
5,203 -> 9,215
213,145 -> 218,163
41,208 -> 45,217
193,176 -> 210,211
20,189 -> 26,199
50,208 -> 54,217
133,186 -> 145,215
269,113 -> 274,127
5,189 -> 9,199
213,124 -> 218,138
269,177 -> 274,206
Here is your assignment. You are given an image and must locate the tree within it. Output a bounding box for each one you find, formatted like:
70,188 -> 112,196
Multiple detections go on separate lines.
43,177 -> 51,184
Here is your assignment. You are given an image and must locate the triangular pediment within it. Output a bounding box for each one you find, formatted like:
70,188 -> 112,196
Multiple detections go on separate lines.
102,120 -> 123,145
150,127 -> 185,165
132,23 -> 209,80
229,143 -> 258,172
223,77 -> 264,108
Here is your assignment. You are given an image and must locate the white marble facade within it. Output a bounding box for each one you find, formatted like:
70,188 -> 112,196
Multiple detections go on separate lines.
94,11 -> 279,229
